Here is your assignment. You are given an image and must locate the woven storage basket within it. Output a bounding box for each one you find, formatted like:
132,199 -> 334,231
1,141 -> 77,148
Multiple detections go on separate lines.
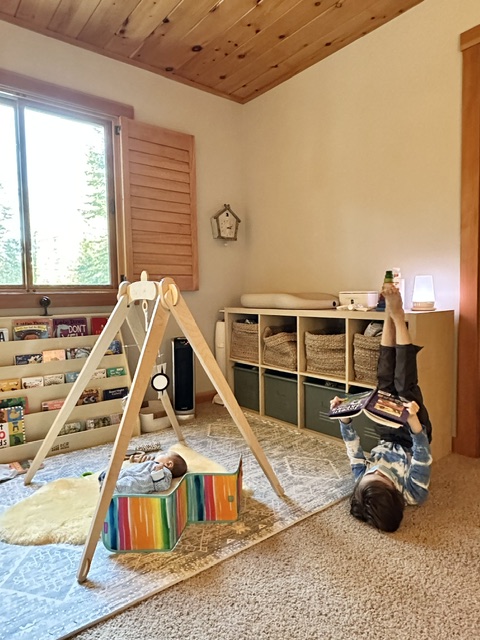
263,326 -> 297,369
353,333 -> 381,384
230,321 -> 259,363
305,332 -> 346,376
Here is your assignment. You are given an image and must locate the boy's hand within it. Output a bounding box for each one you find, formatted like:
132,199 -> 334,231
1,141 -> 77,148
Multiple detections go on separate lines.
405,401 -> 422,434
330,396 -> 352,424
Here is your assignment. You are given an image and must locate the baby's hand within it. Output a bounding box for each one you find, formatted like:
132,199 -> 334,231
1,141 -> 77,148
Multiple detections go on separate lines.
153,462 -> 164,471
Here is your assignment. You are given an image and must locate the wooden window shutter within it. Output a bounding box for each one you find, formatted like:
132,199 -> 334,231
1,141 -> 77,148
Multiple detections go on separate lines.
117,117 -> 198,290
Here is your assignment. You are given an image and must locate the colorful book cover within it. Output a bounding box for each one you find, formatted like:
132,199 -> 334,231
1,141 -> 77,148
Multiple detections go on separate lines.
103,386 -> 129,401
76,388 -> 100,405
14,353 -> 43,365
42,349 -> 66,362
41,399 -> 66,411
43,373 -> 65,386
52,317 -> 88,338
105,340 -> 122,355
0,396 -> 29,414
65,371 -> 80,383
21,376 -> 44,389
0,328 -> 9,342
0,378 -> 21,393
90,317 -> 108,336
0,406 -> 25,448
12,318 -> 53,340
107,366 -> 126,377
67,347 -> 92,360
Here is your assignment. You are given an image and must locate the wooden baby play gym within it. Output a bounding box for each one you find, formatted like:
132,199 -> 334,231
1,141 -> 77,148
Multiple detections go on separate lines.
24,273 -> 283,582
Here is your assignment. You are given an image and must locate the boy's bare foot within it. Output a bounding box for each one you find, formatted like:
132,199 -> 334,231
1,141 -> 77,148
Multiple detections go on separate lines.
382,284 -> 404,318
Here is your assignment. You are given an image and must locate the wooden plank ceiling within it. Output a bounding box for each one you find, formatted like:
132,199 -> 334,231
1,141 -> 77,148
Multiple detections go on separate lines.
0,0 -> 424,104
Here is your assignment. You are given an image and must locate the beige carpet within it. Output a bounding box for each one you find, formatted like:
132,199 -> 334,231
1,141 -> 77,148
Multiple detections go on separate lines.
71,450 -> 480,640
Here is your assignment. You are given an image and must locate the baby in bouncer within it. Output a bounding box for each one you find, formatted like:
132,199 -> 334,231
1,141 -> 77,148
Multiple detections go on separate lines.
98,450 -> 187,495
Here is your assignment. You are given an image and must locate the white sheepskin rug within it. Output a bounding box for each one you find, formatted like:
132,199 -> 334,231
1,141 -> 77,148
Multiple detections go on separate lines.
0,444 -> 230,546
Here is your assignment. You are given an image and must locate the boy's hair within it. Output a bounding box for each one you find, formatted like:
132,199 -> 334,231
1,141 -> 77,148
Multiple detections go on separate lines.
170,452 -> 188,477
350,478 -> 404,532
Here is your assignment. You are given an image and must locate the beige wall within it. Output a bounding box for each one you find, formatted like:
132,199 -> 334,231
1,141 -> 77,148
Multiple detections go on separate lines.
1,0 -> 480,394
242,0 -> 480,313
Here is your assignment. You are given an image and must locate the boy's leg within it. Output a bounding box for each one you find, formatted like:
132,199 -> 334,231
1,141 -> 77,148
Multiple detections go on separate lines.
384,286 -> 432,442
375,288 -> 413,447
376,312 -> 396,394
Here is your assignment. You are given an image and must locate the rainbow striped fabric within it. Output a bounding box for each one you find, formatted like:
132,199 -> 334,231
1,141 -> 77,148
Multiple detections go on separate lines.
102,457 -> 243,552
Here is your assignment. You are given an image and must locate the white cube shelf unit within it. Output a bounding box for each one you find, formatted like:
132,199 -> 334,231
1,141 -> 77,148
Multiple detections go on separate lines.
224,307 -> 455,461
0,313 -> 139,464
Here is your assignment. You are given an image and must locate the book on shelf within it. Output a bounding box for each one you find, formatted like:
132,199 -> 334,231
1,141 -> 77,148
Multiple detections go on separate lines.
43,373 -> 65,386
76,388 -> 101,405
52,317 -> 88,338
65,371 -> 80,383
21,376 -> 44,389
85,415 -> 112,430
90,317 -> 108,336
14,353 -> 43,365
66,347 -> 92,360
328,388 -> 410,428
0,328 -> 9,342
0,378 -> 21,393
42,348 -> 66,362
41,399 -> 66,412
59,421 -> 84,435
12,318 -> 53,340
107,366 -> 126,377
0,396 -> 29,413
103,386 -> 129,401
91,368 -> 107,380
0,405 -> 25,448
105,340 -> 122,355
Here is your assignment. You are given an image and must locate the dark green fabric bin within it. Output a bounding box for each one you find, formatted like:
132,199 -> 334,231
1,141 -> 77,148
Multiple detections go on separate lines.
264,371 -> 298,425
233,364 -> 259,411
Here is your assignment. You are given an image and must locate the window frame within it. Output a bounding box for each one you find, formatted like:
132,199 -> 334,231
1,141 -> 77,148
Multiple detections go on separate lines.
0,69 -> 134,309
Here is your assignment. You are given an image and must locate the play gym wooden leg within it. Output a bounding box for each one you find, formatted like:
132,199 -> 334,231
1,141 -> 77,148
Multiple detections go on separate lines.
159,278 -> 284,497
77,296 -> 170,583
24,296 -> 130,485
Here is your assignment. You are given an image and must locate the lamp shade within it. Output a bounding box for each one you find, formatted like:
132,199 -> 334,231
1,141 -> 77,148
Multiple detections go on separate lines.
411,275 -> 436,311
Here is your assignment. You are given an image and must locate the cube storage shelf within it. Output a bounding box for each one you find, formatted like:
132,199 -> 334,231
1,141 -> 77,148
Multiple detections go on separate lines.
0,313 -> 139,464
224,307 -> 455,461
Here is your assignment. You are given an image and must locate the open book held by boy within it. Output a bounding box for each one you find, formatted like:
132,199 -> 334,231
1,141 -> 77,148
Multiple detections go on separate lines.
329,388 -> 410,428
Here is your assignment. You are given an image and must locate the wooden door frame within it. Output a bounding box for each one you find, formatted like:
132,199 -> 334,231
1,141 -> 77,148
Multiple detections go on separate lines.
456,25 -> 480,456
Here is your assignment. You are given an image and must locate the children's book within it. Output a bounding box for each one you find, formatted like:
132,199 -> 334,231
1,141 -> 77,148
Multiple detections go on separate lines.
14,353 -> 43,365
0,406 -> 26,448
0,396 -> 29,414
90,317 -> 108,335
0,328 -> 9,342
12,318 -> 53,340
42,348 -> 66,362
329,388 -> 410,428
0,378 -> 21,393
52,317 -> 88,338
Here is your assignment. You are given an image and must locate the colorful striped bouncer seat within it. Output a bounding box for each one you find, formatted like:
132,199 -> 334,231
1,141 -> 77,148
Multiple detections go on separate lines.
102,457 -> 243,552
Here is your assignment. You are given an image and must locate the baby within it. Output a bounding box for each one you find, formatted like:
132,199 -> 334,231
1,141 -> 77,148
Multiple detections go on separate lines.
99,450 -> 187,495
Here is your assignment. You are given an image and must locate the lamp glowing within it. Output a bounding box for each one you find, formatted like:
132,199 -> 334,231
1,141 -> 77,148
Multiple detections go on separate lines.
411,275 -> 436,311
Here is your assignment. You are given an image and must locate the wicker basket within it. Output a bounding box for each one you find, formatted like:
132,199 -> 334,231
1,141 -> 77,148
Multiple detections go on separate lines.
305,332 -> 346,376
230,321 -> 259,363
263,326 -> 297,369
353,333 -> 381,384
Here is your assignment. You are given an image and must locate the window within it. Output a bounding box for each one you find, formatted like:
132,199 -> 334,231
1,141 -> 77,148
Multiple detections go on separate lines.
0,95 -> 116,291
0,69 -> 198,310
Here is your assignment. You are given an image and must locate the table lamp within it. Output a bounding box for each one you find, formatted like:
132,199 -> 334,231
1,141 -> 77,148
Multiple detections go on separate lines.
411,275 -> 436,311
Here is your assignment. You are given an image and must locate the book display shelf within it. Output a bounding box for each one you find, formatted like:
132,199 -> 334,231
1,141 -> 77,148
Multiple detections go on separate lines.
224,307 -> 455,461
0,313 -> 138,464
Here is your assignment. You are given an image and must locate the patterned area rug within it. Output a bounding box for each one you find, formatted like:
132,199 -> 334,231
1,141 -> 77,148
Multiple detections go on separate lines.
0,406 -> 353,640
